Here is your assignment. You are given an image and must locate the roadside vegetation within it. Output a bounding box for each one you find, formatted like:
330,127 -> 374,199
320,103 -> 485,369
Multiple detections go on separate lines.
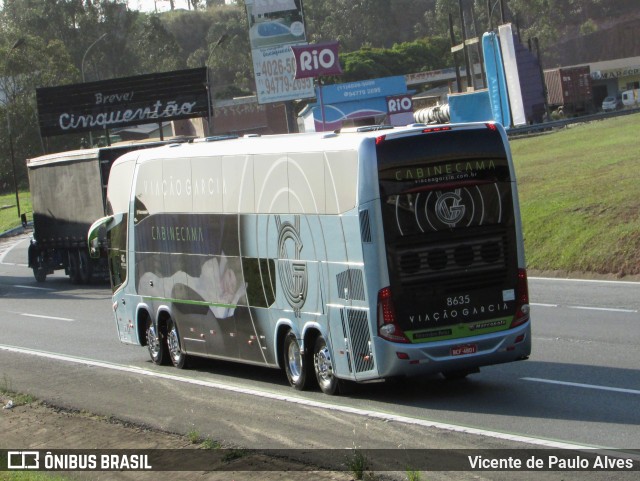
0,191 -> 30,234
2,113 -> 639,278
510,113 -> 640,277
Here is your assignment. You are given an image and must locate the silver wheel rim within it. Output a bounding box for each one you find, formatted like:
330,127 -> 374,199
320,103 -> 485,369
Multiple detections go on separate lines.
287,339 -> 302,382
167,325 -> 181,363
314,346 -> 334,388
147,325 -> 161,360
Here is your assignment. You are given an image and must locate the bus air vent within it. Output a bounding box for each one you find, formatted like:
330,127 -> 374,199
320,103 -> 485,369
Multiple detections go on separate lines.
336,269 -> 365,301
345,308 -> 374,373
359,209 -> 372,243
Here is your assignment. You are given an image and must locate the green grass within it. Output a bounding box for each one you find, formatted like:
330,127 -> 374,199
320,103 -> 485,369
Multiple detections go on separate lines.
511,113 -> 640,276
0,190 -> 31,233
0,474 -> 73,481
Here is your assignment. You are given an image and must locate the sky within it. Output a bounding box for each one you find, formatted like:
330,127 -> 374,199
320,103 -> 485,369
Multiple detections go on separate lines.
128,1 -> 234,13
129,0 -> 192,13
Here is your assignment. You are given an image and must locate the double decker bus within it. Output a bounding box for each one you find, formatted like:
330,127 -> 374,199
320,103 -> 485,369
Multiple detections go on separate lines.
89,122 -> 530,395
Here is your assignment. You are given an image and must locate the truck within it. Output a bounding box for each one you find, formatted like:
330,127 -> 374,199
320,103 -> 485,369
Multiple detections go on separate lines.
543,66 -> 593,115
27,140 -> 186,283
621,89 -> 639,108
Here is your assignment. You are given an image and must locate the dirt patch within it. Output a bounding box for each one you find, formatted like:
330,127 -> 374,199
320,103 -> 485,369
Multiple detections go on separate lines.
0,396 -> 354,481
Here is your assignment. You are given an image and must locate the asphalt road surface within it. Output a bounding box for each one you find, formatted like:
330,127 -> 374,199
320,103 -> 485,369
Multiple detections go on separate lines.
1,233 -> 638,479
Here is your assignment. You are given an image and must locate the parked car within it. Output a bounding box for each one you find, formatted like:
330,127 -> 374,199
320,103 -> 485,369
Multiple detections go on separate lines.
602,94 -> 621,111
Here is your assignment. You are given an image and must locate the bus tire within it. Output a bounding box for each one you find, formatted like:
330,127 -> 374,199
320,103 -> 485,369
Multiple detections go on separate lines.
313,335 -> 339,395
167,318 -> 188,369
146,318 -> 168,365
283,330 -> 308,390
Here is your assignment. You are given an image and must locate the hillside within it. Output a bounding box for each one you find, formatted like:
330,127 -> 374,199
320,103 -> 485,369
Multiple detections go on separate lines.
510,113 -> 640,277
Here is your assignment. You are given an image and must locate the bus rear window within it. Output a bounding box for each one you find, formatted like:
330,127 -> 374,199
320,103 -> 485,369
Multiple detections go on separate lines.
377,129 -> 511,196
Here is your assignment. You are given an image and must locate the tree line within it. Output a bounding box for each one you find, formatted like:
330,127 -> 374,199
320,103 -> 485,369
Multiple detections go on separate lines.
1,0 -> 637,193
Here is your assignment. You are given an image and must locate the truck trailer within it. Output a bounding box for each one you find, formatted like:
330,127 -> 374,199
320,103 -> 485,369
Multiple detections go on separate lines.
27,140 -> 185,283
543,66 -> 593,116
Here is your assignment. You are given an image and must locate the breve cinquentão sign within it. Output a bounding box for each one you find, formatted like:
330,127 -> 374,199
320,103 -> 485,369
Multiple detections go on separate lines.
36,68 -> 208,137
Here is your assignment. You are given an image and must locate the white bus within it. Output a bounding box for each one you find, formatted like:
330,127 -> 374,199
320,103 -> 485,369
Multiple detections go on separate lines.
89,123 -> 530,394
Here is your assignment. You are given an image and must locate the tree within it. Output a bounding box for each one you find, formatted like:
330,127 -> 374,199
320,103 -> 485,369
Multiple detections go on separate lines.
132,14 -> 185,73
186,4 -> 254,98
338,37 -> 451,83
0,35 -> 78,190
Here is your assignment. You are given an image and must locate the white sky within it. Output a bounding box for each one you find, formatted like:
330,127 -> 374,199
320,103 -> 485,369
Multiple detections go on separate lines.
128,1 -> 235,13
129,0 -> 191,13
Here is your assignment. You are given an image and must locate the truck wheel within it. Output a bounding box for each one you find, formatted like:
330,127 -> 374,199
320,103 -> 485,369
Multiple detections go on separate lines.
283,330 -> 308,390
313,335 -> 339,395
78,249 -> 93,284
68,251 -> 81,284
167,318 -> 188,369
33,267 -> 47,283
146,319 -> 168,365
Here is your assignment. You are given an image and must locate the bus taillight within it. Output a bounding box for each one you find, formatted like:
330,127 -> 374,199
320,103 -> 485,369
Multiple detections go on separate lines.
511,269 -> 530,328
377,287 -> 411,343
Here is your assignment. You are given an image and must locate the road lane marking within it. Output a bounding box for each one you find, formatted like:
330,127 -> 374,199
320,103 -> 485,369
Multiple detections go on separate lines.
529,276 -> 640,286
523,378 -> 640,395
566,306 -> 637,313
531,303 -> 637,313
8,312 -> 75,322
0,343 -> 617,452
15,285 -> 56,291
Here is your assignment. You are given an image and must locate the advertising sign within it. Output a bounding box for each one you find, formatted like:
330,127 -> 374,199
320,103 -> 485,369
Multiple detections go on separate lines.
245,0 -> 314,104
36,68 -> 208,137
291,42 -> 343,79
386,94 -> 413,114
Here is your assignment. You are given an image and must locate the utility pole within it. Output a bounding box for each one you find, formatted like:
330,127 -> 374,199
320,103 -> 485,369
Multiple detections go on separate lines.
4,38 -> 25,221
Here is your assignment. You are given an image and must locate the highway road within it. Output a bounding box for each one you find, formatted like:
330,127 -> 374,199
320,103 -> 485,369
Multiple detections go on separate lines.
1,233 -> 638,477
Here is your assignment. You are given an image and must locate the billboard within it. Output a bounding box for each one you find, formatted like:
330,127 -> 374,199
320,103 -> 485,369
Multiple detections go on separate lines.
36,68 -> 208,137
245,0 -> 315,104
291,42 -> 342,79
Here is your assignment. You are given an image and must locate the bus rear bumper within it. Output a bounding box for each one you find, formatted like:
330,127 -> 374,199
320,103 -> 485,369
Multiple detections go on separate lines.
371,322 -> 531,379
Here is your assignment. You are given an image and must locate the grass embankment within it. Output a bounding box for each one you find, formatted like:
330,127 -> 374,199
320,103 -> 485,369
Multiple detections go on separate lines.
2,114 -> 639,276
0,191 -> 31,233
511,113 -> 640,276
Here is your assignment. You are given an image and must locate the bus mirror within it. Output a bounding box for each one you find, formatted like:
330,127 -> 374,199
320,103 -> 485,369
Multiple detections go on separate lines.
87,215 -> 114,259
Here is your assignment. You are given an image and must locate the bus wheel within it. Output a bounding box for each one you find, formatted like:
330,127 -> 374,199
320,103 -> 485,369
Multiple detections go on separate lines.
283,330 -> 308,390
313,335 -> 339,395
167,318 -> 188,369
146,319 -> 168,365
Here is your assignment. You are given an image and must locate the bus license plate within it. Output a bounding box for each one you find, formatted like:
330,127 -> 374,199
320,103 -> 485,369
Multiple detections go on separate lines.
451,344 -> 477,356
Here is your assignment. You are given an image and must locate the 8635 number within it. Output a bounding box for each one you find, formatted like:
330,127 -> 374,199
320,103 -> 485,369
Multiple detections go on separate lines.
447,295 -> 471,306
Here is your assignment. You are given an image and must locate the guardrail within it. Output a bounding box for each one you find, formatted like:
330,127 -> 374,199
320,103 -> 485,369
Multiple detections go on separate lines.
507,106 -> 640,138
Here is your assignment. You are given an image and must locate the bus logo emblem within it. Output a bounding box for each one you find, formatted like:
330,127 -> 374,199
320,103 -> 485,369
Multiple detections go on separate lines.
276,216 -> 307,317
435,190 -> 465,226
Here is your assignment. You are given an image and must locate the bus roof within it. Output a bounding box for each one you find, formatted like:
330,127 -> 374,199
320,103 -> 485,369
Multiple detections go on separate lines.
121,122 -> 503,165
